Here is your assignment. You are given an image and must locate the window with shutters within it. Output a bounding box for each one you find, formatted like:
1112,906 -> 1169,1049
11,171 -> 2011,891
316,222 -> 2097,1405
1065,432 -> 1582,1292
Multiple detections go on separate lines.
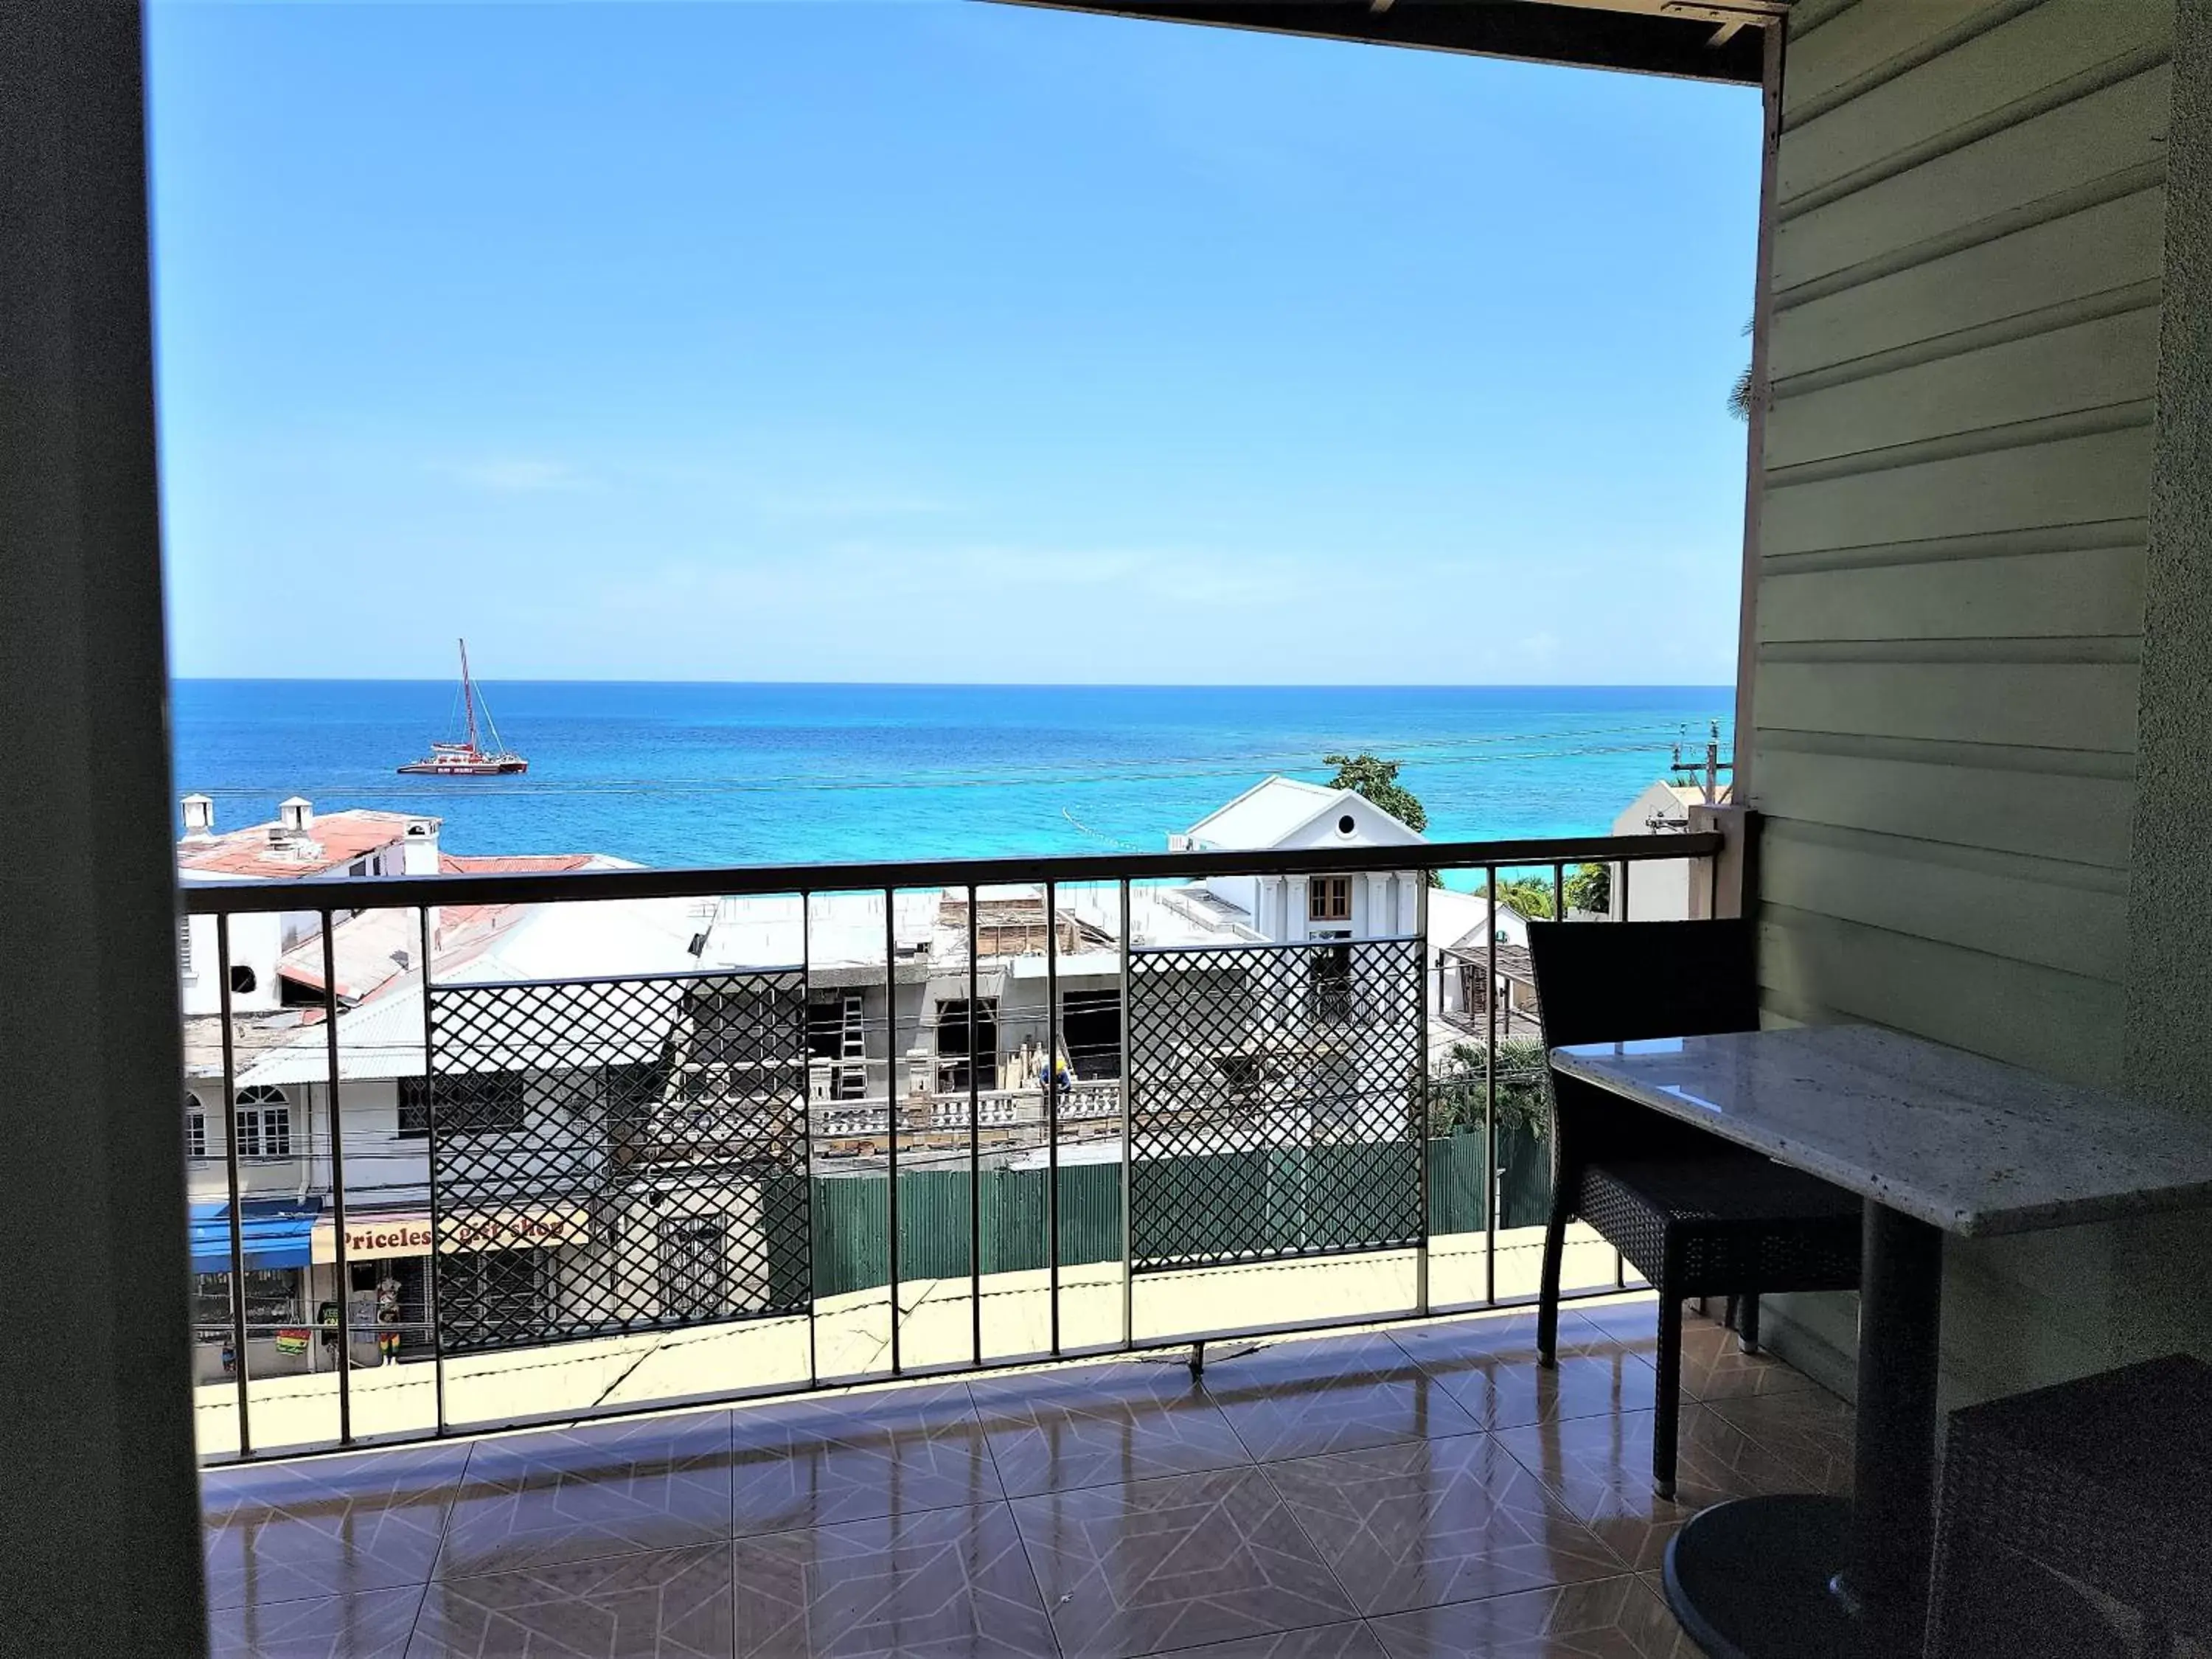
1308,876 -> 1352,922
234,1085 -> 292,1158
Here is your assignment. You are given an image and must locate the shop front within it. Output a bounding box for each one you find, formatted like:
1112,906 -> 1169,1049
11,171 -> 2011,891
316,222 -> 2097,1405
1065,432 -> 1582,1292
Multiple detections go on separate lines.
310,1206 -> 589,1361
187,1199 -> 323,1385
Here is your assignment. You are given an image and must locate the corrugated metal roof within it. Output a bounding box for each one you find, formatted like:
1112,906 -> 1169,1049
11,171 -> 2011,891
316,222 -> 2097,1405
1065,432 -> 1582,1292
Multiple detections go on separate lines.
240,891 -> 711,1085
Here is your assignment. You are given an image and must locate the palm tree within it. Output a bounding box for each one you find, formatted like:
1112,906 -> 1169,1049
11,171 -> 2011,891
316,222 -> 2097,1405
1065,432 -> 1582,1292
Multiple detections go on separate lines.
1729,316 -> 1757,421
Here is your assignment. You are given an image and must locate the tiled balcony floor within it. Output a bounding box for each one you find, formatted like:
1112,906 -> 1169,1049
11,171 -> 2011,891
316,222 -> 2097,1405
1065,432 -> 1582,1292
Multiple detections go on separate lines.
202,1296 -> 1852,1658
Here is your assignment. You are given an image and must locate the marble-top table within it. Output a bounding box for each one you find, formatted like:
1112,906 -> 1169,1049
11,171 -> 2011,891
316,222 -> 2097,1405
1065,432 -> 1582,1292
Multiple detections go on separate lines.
1552,1024 -> 2212,1659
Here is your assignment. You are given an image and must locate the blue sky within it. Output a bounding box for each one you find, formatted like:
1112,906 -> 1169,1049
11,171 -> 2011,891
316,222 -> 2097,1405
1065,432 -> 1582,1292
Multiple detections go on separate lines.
146,1 -> 1761,686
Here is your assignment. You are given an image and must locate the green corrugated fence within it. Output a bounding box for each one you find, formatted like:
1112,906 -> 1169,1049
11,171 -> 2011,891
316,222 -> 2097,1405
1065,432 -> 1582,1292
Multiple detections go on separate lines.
774,1124 -> 1551,1300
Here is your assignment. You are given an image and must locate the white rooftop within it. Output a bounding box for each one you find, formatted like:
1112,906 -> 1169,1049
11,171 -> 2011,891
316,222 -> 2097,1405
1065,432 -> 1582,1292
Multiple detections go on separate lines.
1183,776 -> 1343,850
1182,775 -> 1425,853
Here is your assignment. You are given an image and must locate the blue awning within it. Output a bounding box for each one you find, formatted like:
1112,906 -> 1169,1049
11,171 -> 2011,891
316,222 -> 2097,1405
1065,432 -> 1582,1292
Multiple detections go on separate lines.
189,1199 -> 321,1275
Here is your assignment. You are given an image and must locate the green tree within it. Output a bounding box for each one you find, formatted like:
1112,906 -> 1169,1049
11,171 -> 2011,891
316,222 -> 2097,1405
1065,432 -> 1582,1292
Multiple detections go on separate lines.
1324,751 -> 1428,831
1492,875 -> 1554,920
1565,862 -> 1612,917
1429,1037 -> 1550,1140
1324,751 -> 1440,886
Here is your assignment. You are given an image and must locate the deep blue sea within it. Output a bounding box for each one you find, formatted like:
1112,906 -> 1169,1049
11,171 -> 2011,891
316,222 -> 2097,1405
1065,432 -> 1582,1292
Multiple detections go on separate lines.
170,681 -> 1733,870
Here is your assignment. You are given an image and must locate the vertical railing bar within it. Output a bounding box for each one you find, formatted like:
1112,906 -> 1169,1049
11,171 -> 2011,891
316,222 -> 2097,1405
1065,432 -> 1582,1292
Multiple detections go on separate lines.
1708,843 -> 1722,919
1046,877 -> 1061,1357
803,892 -> 818,1389
419,904 -> 446,1438
1552,862 -> 1565,924
321,913 -> 353,1447
1484,866 -> 1499,1308
1415,873 -> 1430,1318
967,886 -> 982,1369
216,914 -> 253,1458
884,887 -> 902,1376
1614,859 -> 1629,1291
1118,876 -> 1134,1352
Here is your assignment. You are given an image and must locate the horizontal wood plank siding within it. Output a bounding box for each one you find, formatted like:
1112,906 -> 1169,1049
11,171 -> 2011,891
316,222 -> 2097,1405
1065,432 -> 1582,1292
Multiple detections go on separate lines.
1759,545 -> 2147,641
1758,906 -> 2126,1086
1764,425 -> 2155,557
1752,743 -> 2133,870
1778,0 -> 2171,205
1773,65 -> 2171,294
1784,0 -> 2013,113
1764,309 -> 2162,470
1759,661 -> 2140,753
1760,820 -> 2128,981
1770,189 -> 2165,381
1753,0 -> 2169,1076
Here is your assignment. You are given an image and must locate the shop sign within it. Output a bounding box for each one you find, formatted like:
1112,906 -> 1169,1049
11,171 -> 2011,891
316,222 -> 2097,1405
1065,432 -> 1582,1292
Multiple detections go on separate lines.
312,1207 -> 588,1262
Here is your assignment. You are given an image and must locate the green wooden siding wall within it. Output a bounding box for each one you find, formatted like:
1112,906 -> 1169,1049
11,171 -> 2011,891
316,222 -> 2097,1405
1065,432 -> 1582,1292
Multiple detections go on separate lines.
1759,0 -> 2168,1088
1753,0 -> 2174,1399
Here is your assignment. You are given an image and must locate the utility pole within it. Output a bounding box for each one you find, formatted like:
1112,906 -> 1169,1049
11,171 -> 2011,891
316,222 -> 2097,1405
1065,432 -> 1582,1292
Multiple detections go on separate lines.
1669,720 -> 1735,805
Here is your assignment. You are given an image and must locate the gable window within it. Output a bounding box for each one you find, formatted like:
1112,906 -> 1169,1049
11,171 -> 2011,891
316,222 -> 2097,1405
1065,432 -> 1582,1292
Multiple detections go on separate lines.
185,1092 -> 207,1160
1308,876 -> 1352,923
234,1085 -> 291,1158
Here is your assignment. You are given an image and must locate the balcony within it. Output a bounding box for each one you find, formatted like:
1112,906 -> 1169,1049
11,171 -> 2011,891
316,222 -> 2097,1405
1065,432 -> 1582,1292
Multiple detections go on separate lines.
177,832 -> 1745,1652
181,832 -> 1723,1464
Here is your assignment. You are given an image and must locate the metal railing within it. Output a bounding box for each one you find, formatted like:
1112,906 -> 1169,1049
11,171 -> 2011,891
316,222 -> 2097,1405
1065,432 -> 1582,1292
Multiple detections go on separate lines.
179,830 -> 1722,1462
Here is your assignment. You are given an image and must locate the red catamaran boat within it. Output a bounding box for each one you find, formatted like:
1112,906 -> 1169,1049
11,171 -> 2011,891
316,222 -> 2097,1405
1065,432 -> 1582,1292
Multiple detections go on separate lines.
397,640 -> 529,775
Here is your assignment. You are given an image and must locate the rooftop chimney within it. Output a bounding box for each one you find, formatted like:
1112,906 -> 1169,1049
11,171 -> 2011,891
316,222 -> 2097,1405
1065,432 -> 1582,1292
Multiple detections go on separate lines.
401,816 -> 442,876
270,796 -> 319,855
180,793 -> 215,839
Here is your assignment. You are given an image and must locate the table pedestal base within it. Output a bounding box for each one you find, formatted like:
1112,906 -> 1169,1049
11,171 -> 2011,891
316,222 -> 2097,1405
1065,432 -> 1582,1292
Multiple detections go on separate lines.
1662,1495 -> 1861,1658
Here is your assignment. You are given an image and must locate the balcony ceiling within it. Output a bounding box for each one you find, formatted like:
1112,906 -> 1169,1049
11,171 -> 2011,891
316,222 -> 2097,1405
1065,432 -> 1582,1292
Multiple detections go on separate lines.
998,0 -> 1785,86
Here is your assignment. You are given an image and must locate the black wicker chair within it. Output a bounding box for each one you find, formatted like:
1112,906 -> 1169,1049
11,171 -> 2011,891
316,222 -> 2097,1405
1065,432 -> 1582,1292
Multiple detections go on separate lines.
1924,1354 -> 2212,1658
1524,919 -> 1862,1498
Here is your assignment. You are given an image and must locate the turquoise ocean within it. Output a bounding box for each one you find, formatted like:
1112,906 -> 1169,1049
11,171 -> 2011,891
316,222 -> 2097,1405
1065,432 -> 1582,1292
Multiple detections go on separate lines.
170,681 -> 1733,871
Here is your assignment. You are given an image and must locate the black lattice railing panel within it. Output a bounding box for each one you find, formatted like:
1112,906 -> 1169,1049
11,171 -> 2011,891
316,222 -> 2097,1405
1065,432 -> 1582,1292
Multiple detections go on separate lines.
1125,936 -> 1424,1271
427,970 -> 810,1354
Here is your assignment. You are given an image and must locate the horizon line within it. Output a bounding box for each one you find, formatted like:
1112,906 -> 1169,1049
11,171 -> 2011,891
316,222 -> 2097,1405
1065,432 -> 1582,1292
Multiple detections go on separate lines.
172,675 -> 1736,691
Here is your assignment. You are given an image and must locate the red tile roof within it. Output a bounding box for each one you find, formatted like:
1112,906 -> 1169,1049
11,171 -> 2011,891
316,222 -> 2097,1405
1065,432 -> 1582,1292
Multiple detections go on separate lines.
439,854 -> 594,876
434,855 -> 597,936
176,810 -> 420,879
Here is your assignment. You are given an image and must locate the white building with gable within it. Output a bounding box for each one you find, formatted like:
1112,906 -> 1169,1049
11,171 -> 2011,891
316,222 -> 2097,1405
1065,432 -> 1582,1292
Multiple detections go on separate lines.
1171,775 -> 1427,943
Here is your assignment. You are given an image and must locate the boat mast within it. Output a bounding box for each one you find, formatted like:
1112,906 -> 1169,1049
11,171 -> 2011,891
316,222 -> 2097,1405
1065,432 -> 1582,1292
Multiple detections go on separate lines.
458,637 -> 480,753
